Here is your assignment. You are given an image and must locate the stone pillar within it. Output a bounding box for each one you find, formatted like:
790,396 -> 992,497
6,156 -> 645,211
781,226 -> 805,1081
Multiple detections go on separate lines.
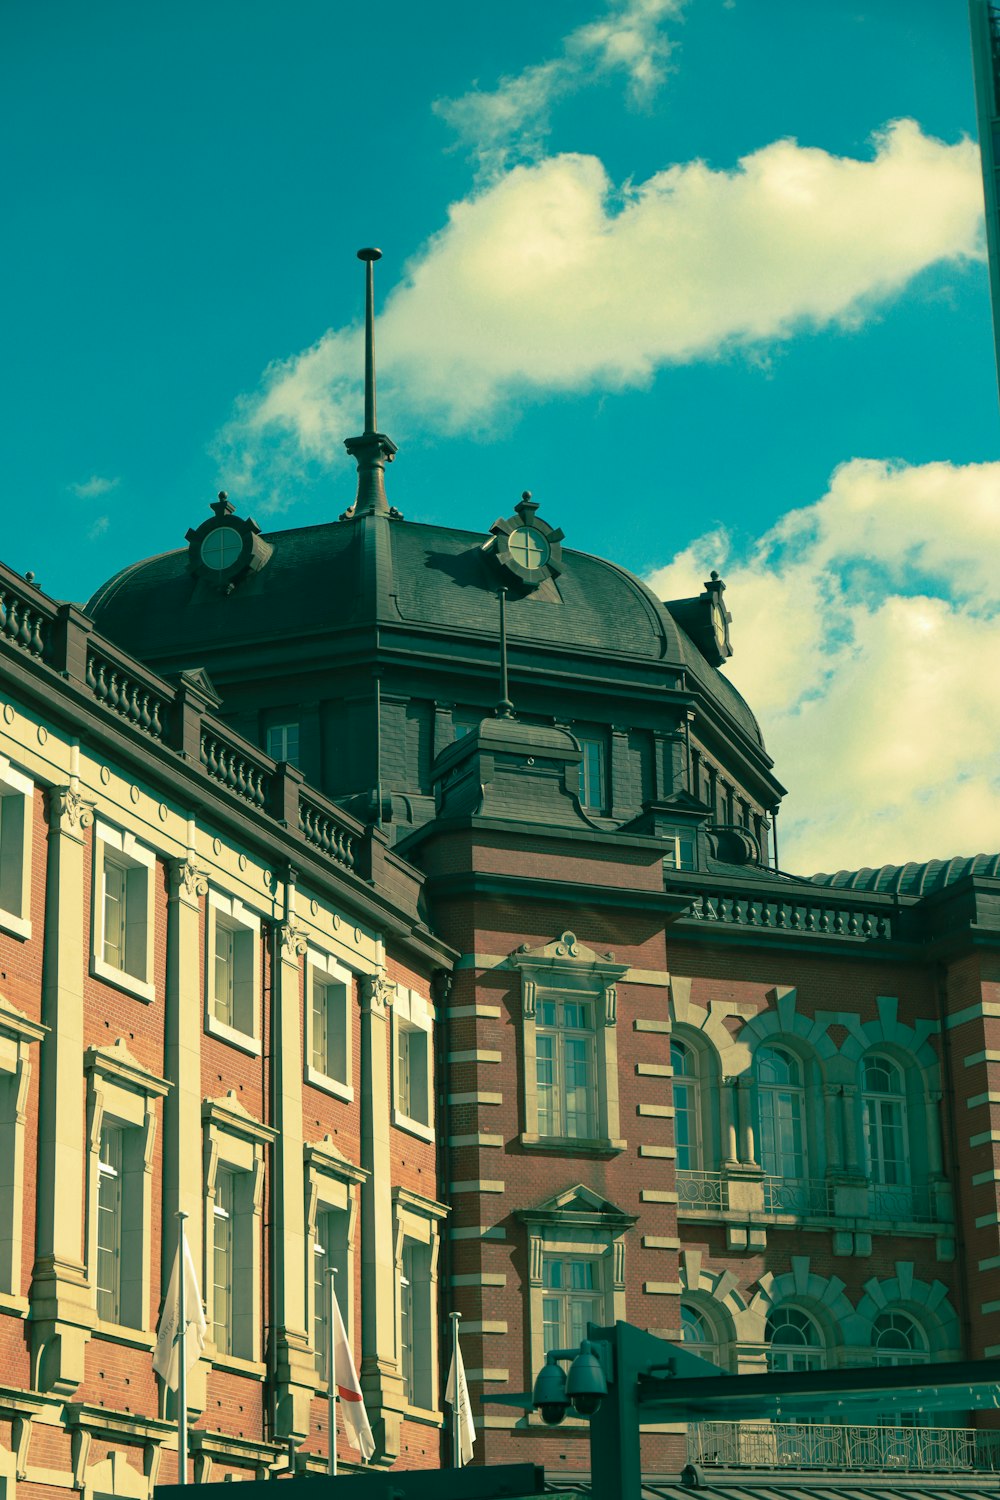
31,785 -> 95,1394
723,1078 -> 740,1167
737,1078 -> 757,1167
824,1085 -> 843,1172
164,853 -> 209,1419
359,968 -> 404,1464
271,888 -> 315,1441
841,1085 -> 861,1174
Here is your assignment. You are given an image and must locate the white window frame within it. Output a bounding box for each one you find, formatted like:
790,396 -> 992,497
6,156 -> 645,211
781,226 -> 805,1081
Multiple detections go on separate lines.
304,948 -> 353,1102
91,821 -> 156,1003
536,994 -> 598,1140
392,986 -> 434,1142
393,1187 -> 447,1416
0,760 -> 33,941
305,1137 -> 366,1385
576,733 -> 607,813
266,721 -> 300,766
203,1094 -> 275,1371
85,1041 -> 168,1340
521,1185 -> 634,1395
513,932 -> 627,1153
662,833 -> 697,872
205,890 -> 261,1055
0,996 -> 45,1307
862,1053 -> 910,1188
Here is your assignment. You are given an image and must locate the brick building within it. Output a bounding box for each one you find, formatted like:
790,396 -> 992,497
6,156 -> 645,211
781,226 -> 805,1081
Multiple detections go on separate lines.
1,253 -> 999,1495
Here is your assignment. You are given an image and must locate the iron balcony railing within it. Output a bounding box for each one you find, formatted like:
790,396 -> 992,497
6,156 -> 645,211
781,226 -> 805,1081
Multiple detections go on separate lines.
868,1182 -> 935,1223
762,1175 -> 830,1215
689,1420 -> 1000,1474
675,1170 -> 727,1209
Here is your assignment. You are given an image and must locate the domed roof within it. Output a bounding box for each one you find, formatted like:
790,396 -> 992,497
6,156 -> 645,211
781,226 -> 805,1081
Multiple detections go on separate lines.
86,513 -> 765,749
810,853 -> 1000,896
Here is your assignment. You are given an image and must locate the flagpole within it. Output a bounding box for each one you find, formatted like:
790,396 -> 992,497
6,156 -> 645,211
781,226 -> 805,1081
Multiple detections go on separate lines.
450,1311 -> 462,1469
327,1267 -> 337,1478
177,1211 -> 188,1487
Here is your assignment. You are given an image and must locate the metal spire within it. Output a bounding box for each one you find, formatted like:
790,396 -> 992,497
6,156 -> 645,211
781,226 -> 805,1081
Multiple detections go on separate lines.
343,248 -> 398,518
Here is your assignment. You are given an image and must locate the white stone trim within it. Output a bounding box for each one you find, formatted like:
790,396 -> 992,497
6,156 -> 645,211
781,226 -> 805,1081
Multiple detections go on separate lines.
205,890 -> 262,1055
304,947 -> 354,1103
0,757 -> 33,941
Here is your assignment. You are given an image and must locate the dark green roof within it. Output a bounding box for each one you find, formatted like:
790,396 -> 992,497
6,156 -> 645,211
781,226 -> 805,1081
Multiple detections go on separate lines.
810,853 -> 1000,896
86,516 -> 764,747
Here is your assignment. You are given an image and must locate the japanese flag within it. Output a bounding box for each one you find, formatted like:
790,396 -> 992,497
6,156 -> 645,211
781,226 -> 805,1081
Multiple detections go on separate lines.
332,1294 -> 375,1461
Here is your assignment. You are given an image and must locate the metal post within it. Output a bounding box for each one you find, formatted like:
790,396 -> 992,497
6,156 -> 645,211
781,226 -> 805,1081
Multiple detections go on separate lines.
450,1310 -> 462,1469
177,1211 -> 188,1487
327,1267 -> 337,1477
497,588 -> 513,718
358,249 -> 381,435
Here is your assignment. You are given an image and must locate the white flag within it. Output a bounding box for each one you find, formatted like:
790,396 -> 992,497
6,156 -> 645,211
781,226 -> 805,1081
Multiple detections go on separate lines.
331,1293 -> 375,1460
153,1225 -> 207,1390
446,1329 -> 476,1466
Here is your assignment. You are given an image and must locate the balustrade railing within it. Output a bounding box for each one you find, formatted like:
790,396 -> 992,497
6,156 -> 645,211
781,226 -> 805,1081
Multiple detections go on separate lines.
689,1420 -> 1000,1474
87,647 -> 170,740
676,1169 -> 726,1209
200,728 -> 272,810
685,889 -> 893,942
762,1175 -> 830,1215
299,791 -> 357,871
0,576 -> 53,660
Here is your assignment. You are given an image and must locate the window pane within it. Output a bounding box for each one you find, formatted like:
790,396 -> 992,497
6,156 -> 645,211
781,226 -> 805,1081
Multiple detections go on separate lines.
213,1170 -> 234,1352
214,924 -> 235,1027
266,722 -> 300,765
97,1125 -> 123,1323
103,859 -> 126,968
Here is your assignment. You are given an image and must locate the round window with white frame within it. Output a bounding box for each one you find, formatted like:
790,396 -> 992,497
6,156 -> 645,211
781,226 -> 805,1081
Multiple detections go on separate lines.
200,526 -> 244,572
507,525 -> 550,571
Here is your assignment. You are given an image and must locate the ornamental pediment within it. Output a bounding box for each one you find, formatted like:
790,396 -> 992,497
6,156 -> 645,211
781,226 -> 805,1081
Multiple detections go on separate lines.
509,930 -> 628,982
518,1182 -> 636,1230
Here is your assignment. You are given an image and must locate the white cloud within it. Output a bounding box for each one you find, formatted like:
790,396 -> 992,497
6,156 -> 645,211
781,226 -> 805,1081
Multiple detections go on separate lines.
70,474 -> 119,500
436,0 -> 683,176
646,459 -> 1000,876
216,121 -> 984,500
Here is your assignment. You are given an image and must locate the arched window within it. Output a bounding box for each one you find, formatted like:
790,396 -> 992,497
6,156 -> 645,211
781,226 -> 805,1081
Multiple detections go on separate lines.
756,1045 -> 806,1181
862,1055 -> 908,1187
681,1301 -> 718,1366
765,1305 -> 824,1372
871,1310 -> 927,1367
672,1040 -> 701,1171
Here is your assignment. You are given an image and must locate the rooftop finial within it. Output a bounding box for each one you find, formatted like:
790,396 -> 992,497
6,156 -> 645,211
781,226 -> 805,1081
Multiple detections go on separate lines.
342,249 -> 399,520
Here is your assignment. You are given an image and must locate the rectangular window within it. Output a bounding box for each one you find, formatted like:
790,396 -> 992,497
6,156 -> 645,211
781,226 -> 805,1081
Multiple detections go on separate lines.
399,1237 -> 433,1408
213,1168 -> 234,1352
313,1207 -> 349,1380
207,895 -> 259,1046
536,997 -> 596,1139
542,1257 -> 601,1352
93,824 -> 154,998
311,976 -> 349,1085
96,1124 -> 124,1324
266,722 -> 300,766
0,774 -> 31,936
663,835 -> 696,872
577,736 -> 606,812
393,988 -> 434,1139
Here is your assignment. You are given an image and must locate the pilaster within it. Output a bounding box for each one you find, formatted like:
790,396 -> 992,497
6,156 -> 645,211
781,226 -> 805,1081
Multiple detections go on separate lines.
270,900 -> 315,1441
163,854 -> 209,1417
31,785 -> 95,1394
358,968 -> 404,1464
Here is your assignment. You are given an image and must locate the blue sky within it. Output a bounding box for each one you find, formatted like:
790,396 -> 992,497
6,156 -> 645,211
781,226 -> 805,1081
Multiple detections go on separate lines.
3,0 -> 999,872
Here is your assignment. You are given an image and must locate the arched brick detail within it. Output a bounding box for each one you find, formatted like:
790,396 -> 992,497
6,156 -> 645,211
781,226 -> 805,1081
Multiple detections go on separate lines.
748,1256 -> 855,1349
739,986 -> 839,1071
837,995 -> 941,1088
668,975 -> 756,1074
847,1262 -> 960,1356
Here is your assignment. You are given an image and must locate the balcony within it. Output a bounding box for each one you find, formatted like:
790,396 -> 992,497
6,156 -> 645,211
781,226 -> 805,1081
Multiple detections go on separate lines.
689,1420 -> 1000,1474
676,1169 -> 946,1232
762,1175 -> 830,1215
